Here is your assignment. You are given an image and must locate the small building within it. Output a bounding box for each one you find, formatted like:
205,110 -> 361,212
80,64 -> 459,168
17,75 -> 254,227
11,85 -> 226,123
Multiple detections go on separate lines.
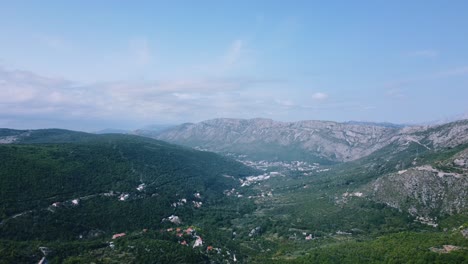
185,227 -> 194,234
168,215 -> 181,224
119,193 -> 129,201
193,236 -> 203,248
112,233 -> 126,239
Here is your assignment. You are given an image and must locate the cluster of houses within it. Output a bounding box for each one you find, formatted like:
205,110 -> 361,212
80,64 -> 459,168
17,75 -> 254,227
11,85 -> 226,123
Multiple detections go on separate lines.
223,188 -> 238,197
288,231 -> 318,241
238,158 -> 334,178
171,196 -> 203,209
240,159 -> 321,173
192,201 -> 203,208
108,227 -> 242,262
171,198 -> 187,207
336,191 -> 364,204
50,189 -> 135,211
224,187 -> 274,200
164,227 -> 208,249
109,227 -> 224,251
240,174 -> 272,187
170,192 -> 203,208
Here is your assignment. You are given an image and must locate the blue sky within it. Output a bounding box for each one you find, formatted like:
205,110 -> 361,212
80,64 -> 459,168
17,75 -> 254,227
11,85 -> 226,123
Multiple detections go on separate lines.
0,1 -> 467,131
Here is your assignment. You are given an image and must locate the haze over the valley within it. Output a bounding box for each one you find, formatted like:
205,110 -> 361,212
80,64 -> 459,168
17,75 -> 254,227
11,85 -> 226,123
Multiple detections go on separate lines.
1,1 -> 468,131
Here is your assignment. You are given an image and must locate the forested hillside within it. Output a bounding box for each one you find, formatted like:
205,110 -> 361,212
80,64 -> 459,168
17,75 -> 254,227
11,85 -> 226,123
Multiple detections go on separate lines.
0,130 -> 258,263
0,127 -> 467,263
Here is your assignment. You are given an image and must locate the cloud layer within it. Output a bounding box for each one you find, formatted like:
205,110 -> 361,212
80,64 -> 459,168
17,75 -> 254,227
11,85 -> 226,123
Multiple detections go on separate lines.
0,67 -> 291,130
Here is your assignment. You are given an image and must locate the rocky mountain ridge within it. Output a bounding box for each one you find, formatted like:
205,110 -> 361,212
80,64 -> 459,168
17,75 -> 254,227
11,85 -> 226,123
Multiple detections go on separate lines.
138,118 -> 468,163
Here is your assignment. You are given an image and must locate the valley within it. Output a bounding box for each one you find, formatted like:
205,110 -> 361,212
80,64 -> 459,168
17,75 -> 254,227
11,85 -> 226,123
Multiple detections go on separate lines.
3,2 -> 468,262
0,120 -> 467,263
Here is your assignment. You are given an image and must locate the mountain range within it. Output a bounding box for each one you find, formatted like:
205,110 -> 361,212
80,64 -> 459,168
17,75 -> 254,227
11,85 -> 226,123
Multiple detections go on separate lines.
0,119 -> 467,263
136,118 -> 468,163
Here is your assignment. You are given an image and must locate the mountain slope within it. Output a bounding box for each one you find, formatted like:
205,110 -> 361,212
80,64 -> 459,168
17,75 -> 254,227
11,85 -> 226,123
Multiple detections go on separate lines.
294,120 -> 468,219
146,118 -> 468,164
362,145 -> 468,220
146,118 -> 401,163
0,129 -> 257,241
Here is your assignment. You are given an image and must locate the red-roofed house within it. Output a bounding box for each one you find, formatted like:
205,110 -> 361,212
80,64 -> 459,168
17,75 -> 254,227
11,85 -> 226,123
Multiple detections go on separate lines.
112,233 -> 126,239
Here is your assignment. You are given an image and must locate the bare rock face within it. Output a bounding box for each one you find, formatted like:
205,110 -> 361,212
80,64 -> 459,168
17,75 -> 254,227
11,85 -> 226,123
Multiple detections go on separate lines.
0,129 -> 31,144
146,118 -> 468,163
0,136 -> 19,144
425,120 -> 468,148
453,149 -> 468,168
430,245 -> 464,253
461,228 -> 468,239
365,165 -> 468,218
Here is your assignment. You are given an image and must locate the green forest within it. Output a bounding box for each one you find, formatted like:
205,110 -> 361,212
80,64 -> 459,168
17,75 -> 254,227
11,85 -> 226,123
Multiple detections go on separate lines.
0,129 -> 466,263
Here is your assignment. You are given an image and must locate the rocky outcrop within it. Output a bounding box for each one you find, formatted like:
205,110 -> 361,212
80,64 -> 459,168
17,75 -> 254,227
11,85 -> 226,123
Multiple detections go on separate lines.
365,163 -> 468,218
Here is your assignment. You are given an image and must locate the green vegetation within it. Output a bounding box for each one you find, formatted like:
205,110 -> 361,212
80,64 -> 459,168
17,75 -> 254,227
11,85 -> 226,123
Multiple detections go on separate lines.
0,129 -> 259,262
273,231 -> 467,264
0,128 -> 466,263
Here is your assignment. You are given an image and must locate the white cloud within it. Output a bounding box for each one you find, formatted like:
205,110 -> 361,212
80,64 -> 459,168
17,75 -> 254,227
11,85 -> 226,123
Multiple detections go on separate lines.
0,69 -> 69,103
311,92 -> 328,101
0,68 -> 287,127
0,87 -> 37,103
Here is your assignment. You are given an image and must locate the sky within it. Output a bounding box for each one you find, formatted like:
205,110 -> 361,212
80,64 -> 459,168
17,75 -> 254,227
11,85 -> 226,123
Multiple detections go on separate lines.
0,0 -> 468,131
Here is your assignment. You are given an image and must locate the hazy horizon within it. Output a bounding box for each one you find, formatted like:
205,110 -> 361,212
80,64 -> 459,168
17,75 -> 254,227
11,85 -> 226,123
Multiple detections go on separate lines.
2,115 -> 468,133
1,1 -> 468,131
